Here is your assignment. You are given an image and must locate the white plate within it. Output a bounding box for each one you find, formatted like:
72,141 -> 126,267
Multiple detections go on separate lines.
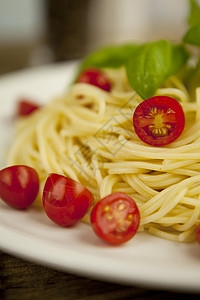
0,62 -> 200,293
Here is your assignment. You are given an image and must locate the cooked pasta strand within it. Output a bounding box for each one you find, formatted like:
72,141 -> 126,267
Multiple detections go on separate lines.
7,68 -> 200,242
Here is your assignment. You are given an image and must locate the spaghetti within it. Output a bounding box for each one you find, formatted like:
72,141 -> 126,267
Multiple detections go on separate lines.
7,67 -> 200,242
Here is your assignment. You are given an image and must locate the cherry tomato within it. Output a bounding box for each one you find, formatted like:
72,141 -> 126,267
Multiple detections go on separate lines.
43,173 -> 94,226
90,193 -> 140,245
0,165 -> 39,209
17,99 -> 40,116
133,96 -> 185,147
196,224 -> 200,245
77,67 -> 112,91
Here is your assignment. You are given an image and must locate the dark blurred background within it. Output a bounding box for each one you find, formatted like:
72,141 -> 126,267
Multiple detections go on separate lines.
0,0 -> 188,75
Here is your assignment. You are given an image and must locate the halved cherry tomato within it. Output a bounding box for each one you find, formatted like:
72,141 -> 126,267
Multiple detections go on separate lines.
0,165 -> 39,209
77,67 -> 112,92
196,224 -> 200,245
17,99 -> 40,116
90,193 -> 140,245
133,96 -> 185,146
43,173 -> 94,226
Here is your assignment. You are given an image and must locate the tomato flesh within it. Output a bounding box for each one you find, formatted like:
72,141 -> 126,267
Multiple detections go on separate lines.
43,173 -> 94,226
91,193 -> 140,244
77,67 -> 111,92
17,99 -> 40,116
0,165 -> 39,209
133,96 -> 185,146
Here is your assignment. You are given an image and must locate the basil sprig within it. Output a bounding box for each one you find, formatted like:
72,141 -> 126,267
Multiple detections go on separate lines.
77,0 -> 200,100
78,41 -> 188,100
183,0 -> 200,46
181,0 -> 200,96
183,23 -> 200,46
79,43 -> 140,70
126,41 -> 188,99
188,0 -> 200,27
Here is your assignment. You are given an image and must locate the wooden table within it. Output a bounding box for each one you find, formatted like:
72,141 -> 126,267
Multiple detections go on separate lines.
1,250 -> 200,300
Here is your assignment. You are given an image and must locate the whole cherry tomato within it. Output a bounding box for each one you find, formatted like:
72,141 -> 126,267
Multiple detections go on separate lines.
133,96 -> 185,146
0,165 -> 39,209
17,99 -> 40,116
77,67 -> 112,92
91,193 -> 140,245
43,173 -> 94,226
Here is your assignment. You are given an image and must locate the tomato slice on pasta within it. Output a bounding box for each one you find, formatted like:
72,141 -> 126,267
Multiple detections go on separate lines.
17,99 -> 40,116
77,67 -> 111,92
90,193 -> 140,244
133,96 -> 185,146
0,165 -> 39,209
43,174 -> 94,226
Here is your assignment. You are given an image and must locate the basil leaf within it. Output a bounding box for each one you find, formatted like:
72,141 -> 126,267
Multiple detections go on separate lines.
75,40 -> 188,99
169,44 -> 189,75
126,40 -> 172,99
183,57 -> 200,98
79,43 -> 140,70
188,0 -> 200,27
126,41 -> 188,100
183,23 -> 200,46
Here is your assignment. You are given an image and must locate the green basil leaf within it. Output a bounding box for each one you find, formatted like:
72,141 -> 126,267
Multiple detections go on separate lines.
125,40 -> 172,99
169,44 -> 189,75
79,43 -> 140,70
183,23 -> 200,46
183,57 -> 200,98
126,41 -> 188,100
188,0 -> 200,27
75,40 -> 188,99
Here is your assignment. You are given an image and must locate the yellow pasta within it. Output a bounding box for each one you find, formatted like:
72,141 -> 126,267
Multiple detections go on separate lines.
7,67 -> 200,242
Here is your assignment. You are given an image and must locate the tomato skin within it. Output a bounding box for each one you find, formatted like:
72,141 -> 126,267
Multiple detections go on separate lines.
43,173 -> 94,226
77,67 -> 111,92
17,99 -> 40,116
0,165 -> 39,209
196,224 -> 200,245
133,96 -> 185,146
91,193 -> 140,245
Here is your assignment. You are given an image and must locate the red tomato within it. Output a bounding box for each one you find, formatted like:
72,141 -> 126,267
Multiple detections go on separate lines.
0,165 -> 39,209
77,67 -> 112,92
196,224 -> 200,245
17,99 -> 40,116
133,96 -> 185,146
43,173 -> 94,226
90,193 -> 140,245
